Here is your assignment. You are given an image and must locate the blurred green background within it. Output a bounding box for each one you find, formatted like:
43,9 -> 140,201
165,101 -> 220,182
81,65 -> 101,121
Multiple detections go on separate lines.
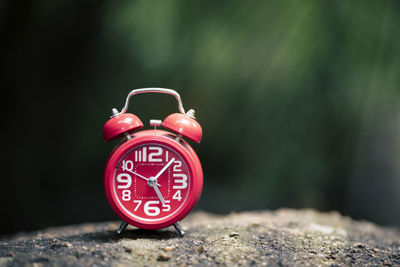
2,0 -> 400,235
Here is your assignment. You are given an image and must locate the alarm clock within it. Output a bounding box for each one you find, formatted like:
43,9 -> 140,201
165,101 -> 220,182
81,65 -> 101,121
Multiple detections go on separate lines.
103,88 -> 203,236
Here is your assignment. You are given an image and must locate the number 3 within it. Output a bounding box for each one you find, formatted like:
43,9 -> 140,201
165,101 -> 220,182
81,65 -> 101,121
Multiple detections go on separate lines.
173,174 -> 187,189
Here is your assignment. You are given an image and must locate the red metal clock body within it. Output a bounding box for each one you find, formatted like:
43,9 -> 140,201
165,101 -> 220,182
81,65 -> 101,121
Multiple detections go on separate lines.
103,88 -> 203,236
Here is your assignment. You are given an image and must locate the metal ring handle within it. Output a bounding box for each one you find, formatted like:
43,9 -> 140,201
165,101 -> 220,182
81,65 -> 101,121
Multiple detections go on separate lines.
116,88 -> 186,115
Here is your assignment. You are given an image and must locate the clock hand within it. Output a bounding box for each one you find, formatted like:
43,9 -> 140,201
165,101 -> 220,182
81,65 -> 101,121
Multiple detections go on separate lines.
147,177 -> 165,205
151,184 -> 166,205
124,169 -> 161,187
154,158 -> 175,180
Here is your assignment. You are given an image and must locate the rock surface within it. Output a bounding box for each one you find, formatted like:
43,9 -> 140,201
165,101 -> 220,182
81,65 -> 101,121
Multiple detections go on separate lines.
1,209 -> 400,266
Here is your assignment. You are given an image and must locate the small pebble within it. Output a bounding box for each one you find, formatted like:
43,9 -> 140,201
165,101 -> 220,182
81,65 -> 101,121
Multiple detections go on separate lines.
157,252 -> 171,261
197,246 -> 205,253
123,246 -> 132,253
164,246 -> 175,252
229,232 -> 240,237
354,243 -> 365,249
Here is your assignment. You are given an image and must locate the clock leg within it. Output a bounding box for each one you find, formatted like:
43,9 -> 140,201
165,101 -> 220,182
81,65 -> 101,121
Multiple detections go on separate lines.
117,221 -> 128,234
173,221 -> 185,237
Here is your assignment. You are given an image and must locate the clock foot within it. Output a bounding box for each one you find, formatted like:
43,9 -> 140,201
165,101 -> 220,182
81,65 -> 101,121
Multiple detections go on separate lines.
117,221 -> 128,234
173,221 -> 185,237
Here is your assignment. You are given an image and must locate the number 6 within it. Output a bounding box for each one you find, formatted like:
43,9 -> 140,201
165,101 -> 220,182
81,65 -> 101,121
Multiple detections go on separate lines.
144,201 -> 160,216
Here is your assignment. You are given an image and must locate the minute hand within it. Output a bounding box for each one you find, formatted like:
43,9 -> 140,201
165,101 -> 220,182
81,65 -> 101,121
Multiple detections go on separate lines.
154,158 -> 175,180
125,169 -> 161,187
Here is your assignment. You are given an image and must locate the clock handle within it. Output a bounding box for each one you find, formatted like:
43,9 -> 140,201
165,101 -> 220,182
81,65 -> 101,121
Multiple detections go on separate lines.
115,88 -> 185,116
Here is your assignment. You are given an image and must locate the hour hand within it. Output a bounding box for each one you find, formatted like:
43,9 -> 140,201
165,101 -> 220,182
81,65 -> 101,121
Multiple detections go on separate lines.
154,158 -> 175,180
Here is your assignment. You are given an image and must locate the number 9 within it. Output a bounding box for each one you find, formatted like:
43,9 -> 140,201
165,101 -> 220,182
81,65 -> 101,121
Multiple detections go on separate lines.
117,173 -> 132,189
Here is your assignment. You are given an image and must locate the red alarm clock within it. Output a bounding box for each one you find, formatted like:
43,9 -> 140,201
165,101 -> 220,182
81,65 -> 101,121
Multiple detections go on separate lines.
103,88 -> 203,236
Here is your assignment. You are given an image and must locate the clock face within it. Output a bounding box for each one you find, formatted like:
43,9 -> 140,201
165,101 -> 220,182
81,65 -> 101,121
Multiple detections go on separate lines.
112,143 -> 191,223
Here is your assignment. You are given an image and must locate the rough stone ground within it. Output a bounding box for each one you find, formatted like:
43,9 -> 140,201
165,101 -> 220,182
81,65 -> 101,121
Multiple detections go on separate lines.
1,209 -> 400,266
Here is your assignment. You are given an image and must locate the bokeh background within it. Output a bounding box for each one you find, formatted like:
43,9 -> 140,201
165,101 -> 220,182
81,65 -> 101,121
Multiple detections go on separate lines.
1,0 -> 400,235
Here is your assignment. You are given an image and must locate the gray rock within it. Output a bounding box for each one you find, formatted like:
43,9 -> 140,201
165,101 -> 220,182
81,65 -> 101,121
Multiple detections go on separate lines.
1,209 -> 399,266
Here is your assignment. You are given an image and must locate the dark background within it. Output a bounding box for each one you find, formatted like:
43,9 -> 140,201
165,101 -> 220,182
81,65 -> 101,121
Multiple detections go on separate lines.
1,0 -> 400,235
